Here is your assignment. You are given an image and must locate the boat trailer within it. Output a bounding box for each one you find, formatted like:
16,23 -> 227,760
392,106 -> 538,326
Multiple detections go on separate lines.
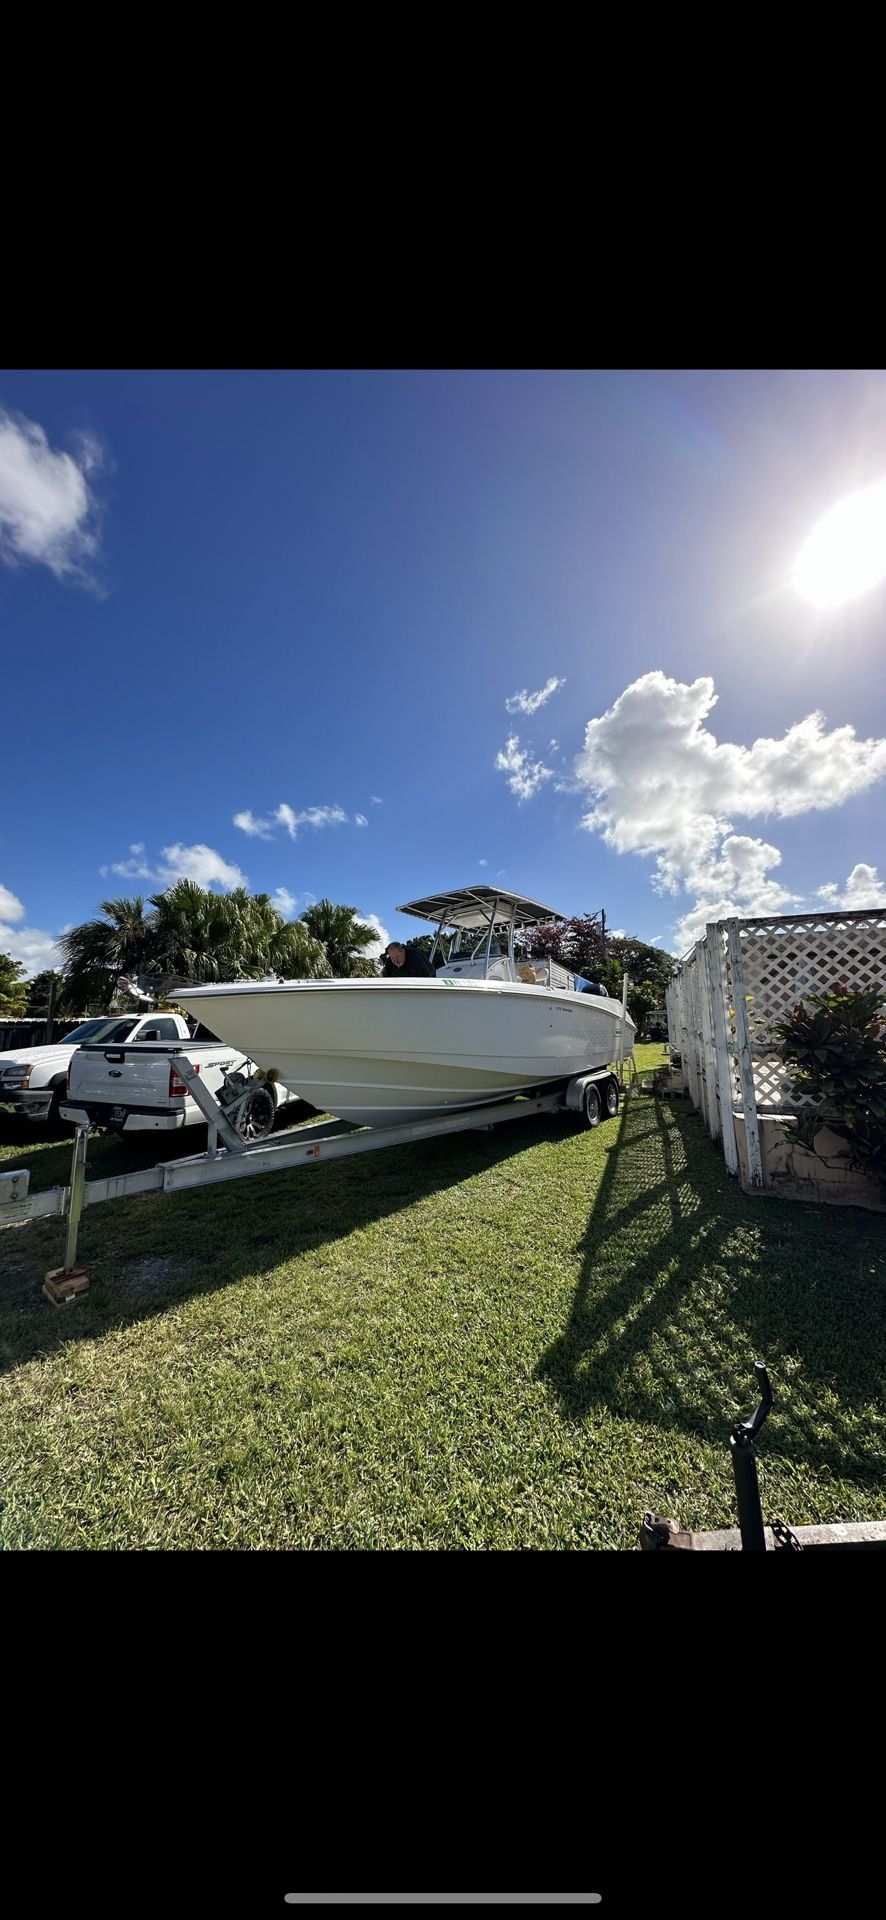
0,1059 -> 623,1305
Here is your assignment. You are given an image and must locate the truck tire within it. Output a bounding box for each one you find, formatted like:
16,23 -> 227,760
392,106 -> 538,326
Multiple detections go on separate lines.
49,1080 -> 71,1131
234,1085 -> 276,1142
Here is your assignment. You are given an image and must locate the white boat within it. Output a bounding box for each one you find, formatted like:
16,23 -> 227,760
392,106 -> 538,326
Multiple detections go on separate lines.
175,886 -> 635,1127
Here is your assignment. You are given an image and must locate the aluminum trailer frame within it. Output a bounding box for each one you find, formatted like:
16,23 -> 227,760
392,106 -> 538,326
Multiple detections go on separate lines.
0,1057 -> 621,1288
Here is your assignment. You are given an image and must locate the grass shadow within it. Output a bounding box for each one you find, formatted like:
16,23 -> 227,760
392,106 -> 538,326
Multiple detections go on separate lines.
536,1093 -> 886,1484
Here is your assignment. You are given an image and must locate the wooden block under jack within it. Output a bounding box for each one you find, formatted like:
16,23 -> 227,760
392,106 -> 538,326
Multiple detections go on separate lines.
43,1266 -> 91,1306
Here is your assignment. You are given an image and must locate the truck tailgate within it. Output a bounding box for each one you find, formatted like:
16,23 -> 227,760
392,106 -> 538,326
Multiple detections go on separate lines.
68,1044 -> 177,1108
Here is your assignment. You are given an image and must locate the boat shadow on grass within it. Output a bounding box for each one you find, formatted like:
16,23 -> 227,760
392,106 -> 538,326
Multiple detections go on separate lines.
536,1094 -> 886,1486
0,1110 -> 567,1374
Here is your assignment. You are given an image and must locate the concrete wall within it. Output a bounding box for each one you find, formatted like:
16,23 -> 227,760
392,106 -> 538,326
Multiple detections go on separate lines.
733,1112 -> 886,1213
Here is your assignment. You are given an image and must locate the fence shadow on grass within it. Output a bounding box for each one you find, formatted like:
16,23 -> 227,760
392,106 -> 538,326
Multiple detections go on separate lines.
537,1093 -> 886,1484
0,1110 -> 567,1374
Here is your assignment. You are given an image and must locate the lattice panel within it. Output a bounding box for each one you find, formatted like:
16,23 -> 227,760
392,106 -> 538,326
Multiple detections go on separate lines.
728,912 -> 886,1114
739,915 -> 886,1034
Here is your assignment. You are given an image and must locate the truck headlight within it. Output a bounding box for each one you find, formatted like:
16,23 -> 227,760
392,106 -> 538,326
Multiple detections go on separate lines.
1,1065 -> 32,1088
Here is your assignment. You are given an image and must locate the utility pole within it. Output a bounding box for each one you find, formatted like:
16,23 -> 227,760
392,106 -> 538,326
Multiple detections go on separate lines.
45,974 -> 57,1046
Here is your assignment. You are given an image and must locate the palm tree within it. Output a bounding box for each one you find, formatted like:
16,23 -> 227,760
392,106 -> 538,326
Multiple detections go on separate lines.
59,895 -> 157,1009
150,879 -> 242,983
151,880 -> 330,983
299,899 -> 379,977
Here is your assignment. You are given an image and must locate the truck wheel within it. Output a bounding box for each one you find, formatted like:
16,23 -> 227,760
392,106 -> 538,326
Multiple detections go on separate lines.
49,1084 -> 72,1132
235,1085 -> 276,1142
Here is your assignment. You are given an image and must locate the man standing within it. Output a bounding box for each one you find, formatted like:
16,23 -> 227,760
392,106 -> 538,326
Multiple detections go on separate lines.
381,941 -> 435,978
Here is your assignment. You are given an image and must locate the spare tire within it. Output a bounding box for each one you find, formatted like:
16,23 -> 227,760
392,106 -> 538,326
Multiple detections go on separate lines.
234,1084 -> 276,1142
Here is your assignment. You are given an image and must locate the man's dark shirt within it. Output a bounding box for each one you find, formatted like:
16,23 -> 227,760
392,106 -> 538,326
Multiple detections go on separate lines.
382,944 -> 436,978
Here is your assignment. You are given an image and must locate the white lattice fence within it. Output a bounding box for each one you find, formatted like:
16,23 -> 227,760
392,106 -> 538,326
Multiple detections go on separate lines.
729,910 -> 886,1112
666,907 -> 886,1187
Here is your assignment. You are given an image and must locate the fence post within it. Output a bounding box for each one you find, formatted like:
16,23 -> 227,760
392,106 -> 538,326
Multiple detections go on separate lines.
726,920 -> 764,1188
697,937 -> 720,1140
706,923 -> 739,1176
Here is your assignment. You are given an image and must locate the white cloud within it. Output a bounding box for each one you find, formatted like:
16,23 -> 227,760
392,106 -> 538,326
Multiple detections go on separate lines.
575,672 -> 886,950
102,855 -> 154,881
355,813 -> 368,827
816,863 -> 886,911
0,883 -> 25,922
271,886 -> 297,918
0,921 -> 63,976
370,795 -> 383,805
506,676 -> 565,715
359,912 -> 390,959
130,842 -> 145,856
0,883 -> 61,974
0,408 -> 105,585
478,859 -> 488,867
102,843 -> 248,892
234,802 -> 348,841
233,810 -> 274,839
495,733 -> 554,802
157,843 -> 247,890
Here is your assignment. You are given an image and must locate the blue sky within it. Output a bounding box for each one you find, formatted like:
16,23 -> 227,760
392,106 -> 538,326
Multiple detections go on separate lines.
1,368 -> 885,974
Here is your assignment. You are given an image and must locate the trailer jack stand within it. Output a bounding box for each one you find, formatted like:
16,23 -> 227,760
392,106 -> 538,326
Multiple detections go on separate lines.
43,1125 -> 91,1305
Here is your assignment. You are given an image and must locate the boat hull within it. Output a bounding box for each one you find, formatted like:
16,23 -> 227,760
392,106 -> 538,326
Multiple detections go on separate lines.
176,979 -> 635,1127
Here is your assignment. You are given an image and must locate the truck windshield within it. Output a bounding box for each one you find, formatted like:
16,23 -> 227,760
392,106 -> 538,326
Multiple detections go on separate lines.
63,1018 -> 140,1045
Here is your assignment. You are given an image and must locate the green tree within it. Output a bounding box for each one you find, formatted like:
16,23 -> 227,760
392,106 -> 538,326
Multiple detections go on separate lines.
151,879 -> 330,983
25,968 -> 64,1016
300,899 -> 378,977
0,953 -> 29,1017
627,981 -> 657,1037
608,935 -> 675,1005
58,896 -> 157,1011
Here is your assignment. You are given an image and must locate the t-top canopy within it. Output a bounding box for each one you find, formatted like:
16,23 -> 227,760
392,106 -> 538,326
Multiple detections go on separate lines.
396,886 -> 564,930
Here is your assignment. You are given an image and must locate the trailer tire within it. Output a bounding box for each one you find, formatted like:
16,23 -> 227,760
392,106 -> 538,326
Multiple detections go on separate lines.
582,1082 -> 602,1128
234,1085 -> 277,1142
601,1077 -> 620,1120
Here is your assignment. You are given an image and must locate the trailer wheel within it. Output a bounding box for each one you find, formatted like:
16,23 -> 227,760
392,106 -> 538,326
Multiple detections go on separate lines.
582,1082 -> 602,1128
601,1077 -> 620,1120
235,1085 -> 277,1142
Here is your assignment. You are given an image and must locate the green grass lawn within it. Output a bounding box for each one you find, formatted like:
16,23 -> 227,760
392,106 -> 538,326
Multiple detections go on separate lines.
1,1043 -> 884,1548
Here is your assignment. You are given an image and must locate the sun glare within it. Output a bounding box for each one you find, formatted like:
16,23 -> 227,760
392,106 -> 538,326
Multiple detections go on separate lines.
795,476 -> 886,607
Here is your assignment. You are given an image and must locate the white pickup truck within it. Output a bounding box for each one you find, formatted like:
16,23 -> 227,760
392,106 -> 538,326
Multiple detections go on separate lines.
61,1012 -> 299,1140
0,1012 -> 190,1128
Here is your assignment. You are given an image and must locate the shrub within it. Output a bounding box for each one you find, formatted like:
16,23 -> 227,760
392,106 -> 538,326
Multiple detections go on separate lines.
774,985 -> 886,1192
